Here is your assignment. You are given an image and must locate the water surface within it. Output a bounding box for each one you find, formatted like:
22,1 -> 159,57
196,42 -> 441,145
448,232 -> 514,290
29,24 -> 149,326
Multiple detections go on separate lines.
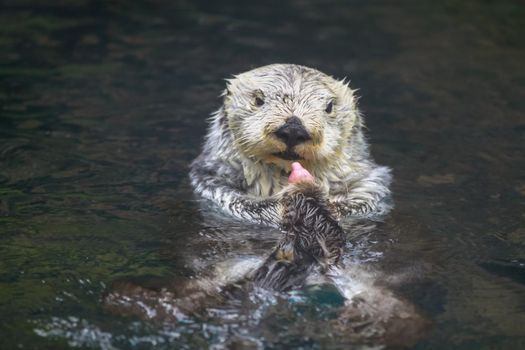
1,0 -> 524,349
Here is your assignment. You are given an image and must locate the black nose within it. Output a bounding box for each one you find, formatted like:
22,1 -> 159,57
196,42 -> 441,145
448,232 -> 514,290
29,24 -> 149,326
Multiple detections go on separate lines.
274,116 -> 311,148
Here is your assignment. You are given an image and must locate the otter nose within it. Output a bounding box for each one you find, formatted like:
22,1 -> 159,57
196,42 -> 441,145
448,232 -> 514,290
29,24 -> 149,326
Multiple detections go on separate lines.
274,116 -> 311,148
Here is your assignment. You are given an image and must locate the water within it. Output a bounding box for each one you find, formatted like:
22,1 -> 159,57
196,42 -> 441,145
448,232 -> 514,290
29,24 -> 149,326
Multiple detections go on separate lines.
1,0 -> 524,349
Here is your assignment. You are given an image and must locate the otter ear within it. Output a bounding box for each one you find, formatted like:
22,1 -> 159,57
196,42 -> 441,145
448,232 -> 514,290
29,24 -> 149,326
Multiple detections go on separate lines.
221,77 -> 238,99
221,78 -> 233,98
334,77 -> 356,108
334,78 -> 361,125
220,88 -> 230,98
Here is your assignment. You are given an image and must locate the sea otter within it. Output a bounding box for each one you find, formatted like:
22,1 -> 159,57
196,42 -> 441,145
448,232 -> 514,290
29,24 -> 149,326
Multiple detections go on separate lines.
104,64 -> 429,347
190,63 -> 392,289
186,65 -> 428,344
190,64 -> 392,227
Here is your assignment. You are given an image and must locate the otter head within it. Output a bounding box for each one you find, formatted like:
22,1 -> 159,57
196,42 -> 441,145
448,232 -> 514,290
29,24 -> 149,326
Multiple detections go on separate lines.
223,64 -> 359,169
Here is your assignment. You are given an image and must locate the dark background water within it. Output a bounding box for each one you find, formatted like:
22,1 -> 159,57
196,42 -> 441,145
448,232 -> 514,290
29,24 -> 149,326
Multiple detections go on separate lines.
1,0 -> 524,349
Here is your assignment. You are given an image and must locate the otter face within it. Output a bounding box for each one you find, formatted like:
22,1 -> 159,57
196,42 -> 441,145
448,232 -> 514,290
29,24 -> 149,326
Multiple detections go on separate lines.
223,64 -> 359,168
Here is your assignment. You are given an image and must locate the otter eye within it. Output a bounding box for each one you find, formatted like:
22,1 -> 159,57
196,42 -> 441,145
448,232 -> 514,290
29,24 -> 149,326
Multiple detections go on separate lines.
325,101 -> 333,114
255,97 -> 264,106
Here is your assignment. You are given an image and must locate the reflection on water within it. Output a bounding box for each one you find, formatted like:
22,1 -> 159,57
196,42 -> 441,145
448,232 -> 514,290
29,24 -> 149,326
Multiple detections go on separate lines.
1,0 -> 524,349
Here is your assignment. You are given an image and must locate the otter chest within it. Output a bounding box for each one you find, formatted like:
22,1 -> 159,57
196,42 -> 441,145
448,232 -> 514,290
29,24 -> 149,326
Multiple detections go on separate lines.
242,163 -> 289,197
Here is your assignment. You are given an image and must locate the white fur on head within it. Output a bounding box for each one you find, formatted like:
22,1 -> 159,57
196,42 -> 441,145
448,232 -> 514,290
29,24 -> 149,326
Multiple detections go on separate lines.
222,64 -> 359,169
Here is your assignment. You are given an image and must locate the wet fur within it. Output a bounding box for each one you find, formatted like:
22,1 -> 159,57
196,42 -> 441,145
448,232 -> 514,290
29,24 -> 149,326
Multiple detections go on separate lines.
253,181 -> 345,291
189,63 -> 392,294
190,64 -> 392,227
103,64 -> 430,347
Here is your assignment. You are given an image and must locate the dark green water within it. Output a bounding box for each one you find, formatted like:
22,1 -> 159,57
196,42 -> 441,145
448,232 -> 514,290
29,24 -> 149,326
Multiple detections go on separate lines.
1,0 -> 524,349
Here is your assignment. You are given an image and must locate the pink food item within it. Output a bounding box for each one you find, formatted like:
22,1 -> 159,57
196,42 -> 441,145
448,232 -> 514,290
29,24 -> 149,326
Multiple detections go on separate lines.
288,162 -> 315,184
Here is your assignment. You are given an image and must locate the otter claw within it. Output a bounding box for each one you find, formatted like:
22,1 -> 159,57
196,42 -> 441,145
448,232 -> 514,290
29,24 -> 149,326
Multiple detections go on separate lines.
275,245 -> 295,262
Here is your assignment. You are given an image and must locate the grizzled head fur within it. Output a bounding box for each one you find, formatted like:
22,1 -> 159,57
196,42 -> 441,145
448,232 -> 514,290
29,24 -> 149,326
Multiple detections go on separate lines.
222,64 -> 359,169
